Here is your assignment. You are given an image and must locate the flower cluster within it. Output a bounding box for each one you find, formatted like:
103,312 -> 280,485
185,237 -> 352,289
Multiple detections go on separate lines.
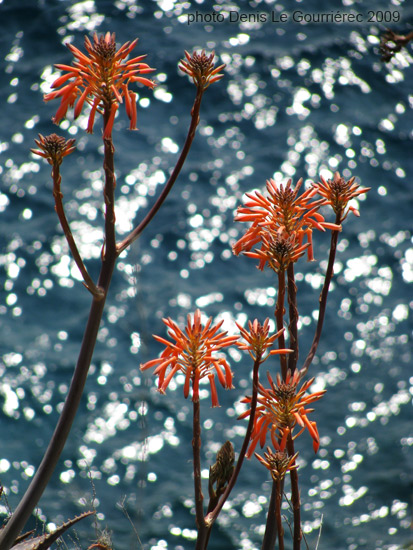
141,310 -> 238,407
235,318 -> 291,363
31,133 -> 76,166
240,369 -> 326,457
243,231 -> 310,272
255,441 -> 298,482
44,32 -> 156,137
179,50 -> 225,91
313,171 -> 370,221
233,177 -> 340,271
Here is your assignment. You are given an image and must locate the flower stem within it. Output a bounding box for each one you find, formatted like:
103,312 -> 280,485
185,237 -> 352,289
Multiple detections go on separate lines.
203,357 -> 261,541
261,478 -> 283,550
52,165 -> 103,298
193,399 -> 207,549
117,88 -> 204,253
0,257 -> 115,550
275,479 -> 285,550
287,434 -> 301,550
300,213 -> 341,377
193,399 -> 205,525
0,112 -> 117,550
276,271 -> 287,380
103,107 -> 117,257
287,263 -> 298,374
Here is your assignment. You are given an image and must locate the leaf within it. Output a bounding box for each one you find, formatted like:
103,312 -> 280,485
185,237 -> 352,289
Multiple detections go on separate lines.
9,510 -> 94,550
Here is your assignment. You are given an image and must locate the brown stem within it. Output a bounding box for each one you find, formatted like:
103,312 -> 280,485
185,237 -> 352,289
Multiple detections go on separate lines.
300,213 -> 341,377
52,166 -> 103,298
203,356 -> 261,537
193,399 -> 207,549
0,84 -> 204,550
287,263 -> 298,374
261,477 -> 284,550
0,256 -> 116,550
287,435 -> 301,550
0,113 -> 120,550
117,88 -> 204,254
275,479 -> 285,550
276,270 -> 287,380
103,108 -> 117,258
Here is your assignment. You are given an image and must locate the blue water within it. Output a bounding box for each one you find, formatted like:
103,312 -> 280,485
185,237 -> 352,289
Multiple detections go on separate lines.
0,0 -> 412,549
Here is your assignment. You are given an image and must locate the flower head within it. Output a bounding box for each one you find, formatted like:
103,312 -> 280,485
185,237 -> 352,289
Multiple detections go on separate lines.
233,177 -> 341,267
209,441 -> 235,493
240,369 -> 326,456
255,443 -> 298,482
31,133 -> 76,166
236,318 -> 292,363
313,172 -> 370,221
243,230 -> 311,272
88,528 -> 113,550
179,50 -> 225,91
44,32 -> 156,136
141,310 -> 238,407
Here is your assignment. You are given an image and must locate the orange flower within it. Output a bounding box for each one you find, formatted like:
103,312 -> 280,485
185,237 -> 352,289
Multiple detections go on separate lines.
313,171 -> 370,221
141,310 -> 238,407
179,50 -> 225,91
233,177 -> 341,266
31,133 -> 76,166
44,32 -> 156,136
235,318 -> 292,363
239,369 -> 325,457
242,230 -> 310,272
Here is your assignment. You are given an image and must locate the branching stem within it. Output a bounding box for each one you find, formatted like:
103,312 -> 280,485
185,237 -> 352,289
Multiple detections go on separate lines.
52,165 -> 103,298
201,356 -> 261,548
117,88 -> 204,253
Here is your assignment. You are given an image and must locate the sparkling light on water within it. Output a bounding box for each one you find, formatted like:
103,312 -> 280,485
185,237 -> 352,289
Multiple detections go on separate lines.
0,1 -> 411,549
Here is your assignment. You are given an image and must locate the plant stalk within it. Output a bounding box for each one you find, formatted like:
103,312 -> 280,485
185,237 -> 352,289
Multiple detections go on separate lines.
0,110 -> 118,550
300,213 -> 341,377
117,88 -> 204,254
287,434 -> 301,550
287,264 -> 298,374
261,477 -> 283,550
276,270 -> 287,380
202,356 -> 261,547
0,256 -> 115,550
52,165 -> 102,297
193,399 -> 207,550
275,479 -> 285,550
